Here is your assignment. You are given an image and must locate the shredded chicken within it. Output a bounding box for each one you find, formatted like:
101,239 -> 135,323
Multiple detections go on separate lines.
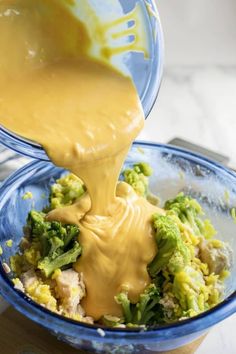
159,293 -> 177,320
21,268 -> 38,288
55,269 -> 85,313
200,240 -> 233,274
55,269 -> 93,323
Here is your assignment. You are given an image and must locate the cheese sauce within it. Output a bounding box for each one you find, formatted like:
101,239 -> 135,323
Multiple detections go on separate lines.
0,0 -> 161,319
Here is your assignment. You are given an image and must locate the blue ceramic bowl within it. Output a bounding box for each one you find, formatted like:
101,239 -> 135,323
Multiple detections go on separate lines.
0,142 -> 236,353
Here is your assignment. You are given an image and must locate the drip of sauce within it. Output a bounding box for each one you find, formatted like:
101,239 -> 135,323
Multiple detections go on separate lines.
0,0 -> 161,319
99,3 -> 149,59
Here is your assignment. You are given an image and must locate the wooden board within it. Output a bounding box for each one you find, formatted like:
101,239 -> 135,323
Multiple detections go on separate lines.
0,307 -> 206,354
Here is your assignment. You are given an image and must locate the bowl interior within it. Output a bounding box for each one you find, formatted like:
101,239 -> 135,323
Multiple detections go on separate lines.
0,142 -> 236,340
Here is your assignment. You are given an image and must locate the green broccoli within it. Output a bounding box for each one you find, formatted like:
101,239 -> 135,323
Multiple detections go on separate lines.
38,241 -> 82,277
26,210 -> 50,237
47,236 -> 64,259
25,211 -> 50,256
164,193 -> 216,238
122,162 -> 160,205
50,173 -> 85,209
148,214 -> 191,278
115,292 -> 133,324
134,162 -> 153,177
122,162 -> 153,197
25,211 -> 81,277
115,284 -> 162,326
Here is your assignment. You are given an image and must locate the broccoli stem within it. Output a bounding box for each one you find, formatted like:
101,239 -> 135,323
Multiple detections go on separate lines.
38,241 -> 82,277
115,284 -> 161,326
115,293 -> 133,323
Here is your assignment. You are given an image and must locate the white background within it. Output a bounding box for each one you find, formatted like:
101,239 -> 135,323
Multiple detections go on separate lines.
140,0 -> 236,167
140,1 -> 236,353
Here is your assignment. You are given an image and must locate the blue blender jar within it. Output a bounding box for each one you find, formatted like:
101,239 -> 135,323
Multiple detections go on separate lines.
0,0 -> 164,160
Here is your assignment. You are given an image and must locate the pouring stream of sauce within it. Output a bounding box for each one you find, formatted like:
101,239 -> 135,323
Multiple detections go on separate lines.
0,0 -> 160,319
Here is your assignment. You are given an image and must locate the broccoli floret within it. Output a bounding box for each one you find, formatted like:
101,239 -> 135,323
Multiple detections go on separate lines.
148,214 -> 191,278
23,211 -> 82,277
132,284 -> 162,325
38,241 -> 82,278
168,250 -> 190,275
122,162 -> 153,197
164,193 -> 216,238
115,284 -> 162,326
24,211 -> 49,258
27,210 -> 50,237
63,225 -> 80,248
115,292 -> 133,323
47,236 -> 64,259
134,162 -> 153,177
50,173 -> 85,209
122,163 -> 159,204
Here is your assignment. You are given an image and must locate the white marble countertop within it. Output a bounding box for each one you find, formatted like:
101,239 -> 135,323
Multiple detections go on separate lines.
140,65 -> 236,168
139,64 -> 236,354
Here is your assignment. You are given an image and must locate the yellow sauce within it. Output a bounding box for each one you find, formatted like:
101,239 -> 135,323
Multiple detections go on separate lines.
0,0 -> 161,319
